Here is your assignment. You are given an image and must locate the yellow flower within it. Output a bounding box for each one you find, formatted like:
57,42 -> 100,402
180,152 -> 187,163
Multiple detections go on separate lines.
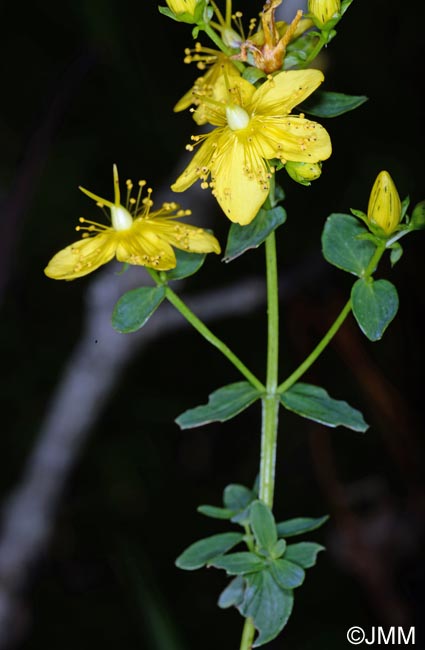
308,0 -> 341,29
174,47 -> 241,125
172,70 -> 332,224
44,165 -> 220,280
367,170 -> 402,235
166,0 -> 198,17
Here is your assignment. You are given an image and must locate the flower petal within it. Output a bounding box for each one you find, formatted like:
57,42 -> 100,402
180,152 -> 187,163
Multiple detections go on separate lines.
115,229 -> 177,270
272,116 -> 332,162
252,69 -> 324,116
145,218 -> 221,254
44,233 -> 117,280
211,133 -> 269,224
171,131 -> 220,193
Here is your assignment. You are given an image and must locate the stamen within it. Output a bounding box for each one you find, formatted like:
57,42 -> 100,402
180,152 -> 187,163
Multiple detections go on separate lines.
126,179 -> 133,209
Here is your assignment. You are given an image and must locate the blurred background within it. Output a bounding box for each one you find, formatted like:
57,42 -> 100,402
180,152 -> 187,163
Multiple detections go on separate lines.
1,0 -> 424,648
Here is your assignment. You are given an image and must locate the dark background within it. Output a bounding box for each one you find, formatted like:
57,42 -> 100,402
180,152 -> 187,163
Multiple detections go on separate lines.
1,1 -> 424,648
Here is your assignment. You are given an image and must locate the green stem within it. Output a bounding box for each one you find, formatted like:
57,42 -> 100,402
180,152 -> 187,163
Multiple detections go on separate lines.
260,232 -> 280,508
299,32 -> 327,68
278,298 -> 352,393
239,232 -> 280,650
277,242 -> 386,394
240,619 -> 256,650
163,284 -> 265,392
202,24 -> 245,72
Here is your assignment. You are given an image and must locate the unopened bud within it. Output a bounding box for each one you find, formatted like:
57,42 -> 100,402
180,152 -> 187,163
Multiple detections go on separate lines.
286,161 -> 322,185
166,0 -> 198,15
367,170 -> 402,235
308,0 -> 341,29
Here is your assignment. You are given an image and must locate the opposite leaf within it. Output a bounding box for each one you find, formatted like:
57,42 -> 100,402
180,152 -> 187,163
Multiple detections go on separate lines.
209,552 -> 266,575
224,206 -> 286,262
250,500 -> 278,553
322,213 -> 377,276
276,515 -> 329,538
218,576 -> 246,609
300,91 -> 368,118
112,285 -> 165,333
280,383 -> 368,432
176,382 -> 262,429
351,278 -> 399,341
284,542 -> 324,569
175,532 -> 244,571
270,559 -> 305,589
165,249 -> 206,280
238,569 -> 294,647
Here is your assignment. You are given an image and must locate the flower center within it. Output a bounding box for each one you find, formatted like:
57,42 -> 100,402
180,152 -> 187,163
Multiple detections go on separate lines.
111,205 -> 133,231
226,104 -> 250,131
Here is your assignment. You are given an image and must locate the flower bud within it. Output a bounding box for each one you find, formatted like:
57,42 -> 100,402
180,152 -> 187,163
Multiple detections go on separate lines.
166,0 -> 198,16
367,170 -> 402,235
308,0 -> 341,29
286,161 -> 322,186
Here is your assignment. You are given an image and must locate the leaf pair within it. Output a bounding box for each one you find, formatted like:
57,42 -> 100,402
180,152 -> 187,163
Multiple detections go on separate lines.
322,213 -> 399,340
176,380 -> 368,432
176,500 -> 325,646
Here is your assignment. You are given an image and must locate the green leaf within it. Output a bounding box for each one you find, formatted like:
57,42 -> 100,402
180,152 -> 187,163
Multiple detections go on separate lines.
218,576 -> 245,609
280,383 -> 368,432
284,542 -> 324,569
165,249 -> 206,281
410,200 -> 425,230
112,286 -> 165,333
300,91 -> 368,118
283,32 -> 320,69
238,570 -> 294,647
250,501 -> 278,552
224,206 -> 286,262
351,278 -> 399,341
242,67 -> 267,85
224,484 -> 255,511
270,559 -> 305,589
176,382 -> 261,429
209,552 -> 266,575
175,532 -> 244,571
276,515 -> 329,538
389,242 -> 403,267
223,484 -> 256,525
271,539 -> 287,559
197,505 -> 234,520
322,213 -> 377,276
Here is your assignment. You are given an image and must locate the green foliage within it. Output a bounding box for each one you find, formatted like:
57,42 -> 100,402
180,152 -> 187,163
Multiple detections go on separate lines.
351,278 -> 399,341
209,552 -> 266,574
184,495 -> 325,646
164,249 -> 206,280
276,515 -> 329,538
300,91 -> 368,118
112,286 -> 165,333
224,206 -> 287,262
175,382 -> 262,429
284,542 -> 325,568
175,532 -> 244,570
250,500 -> 278,553
280,382 -> 368,431
283,32 -> 320,68
238,571 -> 294,647
322,213 -> 377,276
